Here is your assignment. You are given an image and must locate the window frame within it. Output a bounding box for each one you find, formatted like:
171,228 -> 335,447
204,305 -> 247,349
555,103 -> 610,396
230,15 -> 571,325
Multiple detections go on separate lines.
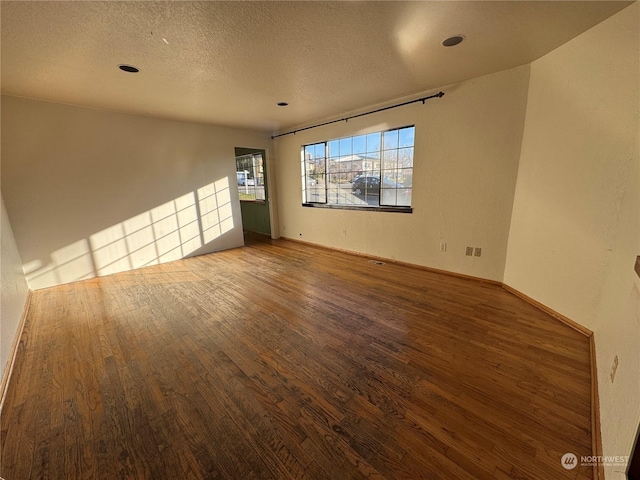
301,125 -> 414,213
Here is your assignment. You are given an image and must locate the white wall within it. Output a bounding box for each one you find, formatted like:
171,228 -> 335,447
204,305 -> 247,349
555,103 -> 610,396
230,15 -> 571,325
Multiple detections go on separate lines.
1,194 -> 30,387
503,4 -> 639,477
1,96 -> 272,289
274,65 -> 530,282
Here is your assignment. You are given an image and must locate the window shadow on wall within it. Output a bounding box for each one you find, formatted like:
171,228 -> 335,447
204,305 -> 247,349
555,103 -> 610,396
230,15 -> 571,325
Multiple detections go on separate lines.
22,177 -> 234,290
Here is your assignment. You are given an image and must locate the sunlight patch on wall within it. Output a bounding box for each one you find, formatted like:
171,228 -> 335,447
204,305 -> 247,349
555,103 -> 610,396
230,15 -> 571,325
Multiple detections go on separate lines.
92,223 -> 132,276
24,177 -> 234,289
198,178 -> 234,244
151,200 -> 183,263
176,191 -> 202,256
24,239 -> 95,286
123,211 -> 158,269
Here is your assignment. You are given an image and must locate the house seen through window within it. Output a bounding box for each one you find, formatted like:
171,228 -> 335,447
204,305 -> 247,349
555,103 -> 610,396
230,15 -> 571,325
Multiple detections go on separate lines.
302,126 -> 414,209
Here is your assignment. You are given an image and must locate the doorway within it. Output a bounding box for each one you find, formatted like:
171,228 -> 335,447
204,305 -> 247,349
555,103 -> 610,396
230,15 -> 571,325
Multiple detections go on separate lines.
234,147 -> 271,236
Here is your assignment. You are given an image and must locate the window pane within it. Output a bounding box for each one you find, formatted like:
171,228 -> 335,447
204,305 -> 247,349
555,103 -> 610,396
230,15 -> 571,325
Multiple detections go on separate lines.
397,188 -> 412,207
336,187 -> 353,205
305,188 -> 319,203
327,185 -> 347,204
382,170 -> 398,184
307,188 -> 326,203
340,160 -> 352,177
239,190 -> 256,201
353,135 -> 366,154
349,159 -> 359,178
307,172 -> 326,203
363,152 -> 379,174
328,140 -> 340,157
398,147 -> 413,168
383,130 -> 398,150
328,159 -> 340,174
303,143 -> 326,203
367,132 -> 381,152
348,159 -> 360,178
309,160 -> 326,177
399,127 -> 415,148
380,188 -> 397,206
397,168 -> 413,186
383,150 -> 398,170
339,137 -> 352,156
305,145 -> 315,159
253,154 -> 265,199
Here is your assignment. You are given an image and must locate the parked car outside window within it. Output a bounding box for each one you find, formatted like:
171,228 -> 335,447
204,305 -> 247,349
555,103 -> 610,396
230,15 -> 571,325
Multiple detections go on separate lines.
352,176 -> 402,195
237,171 -> 255,186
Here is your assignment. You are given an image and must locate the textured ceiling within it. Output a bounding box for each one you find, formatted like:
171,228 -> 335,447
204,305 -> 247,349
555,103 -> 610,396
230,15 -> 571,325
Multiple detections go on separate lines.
1,1 -> 633,134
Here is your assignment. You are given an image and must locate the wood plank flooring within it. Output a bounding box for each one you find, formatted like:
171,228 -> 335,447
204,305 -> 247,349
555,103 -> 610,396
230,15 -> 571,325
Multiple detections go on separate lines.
1,234 -> 593,479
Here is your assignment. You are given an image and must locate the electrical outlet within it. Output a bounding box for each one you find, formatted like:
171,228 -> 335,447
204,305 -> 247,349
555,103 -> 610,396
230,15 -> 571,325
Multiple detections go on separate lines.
465,247 -> 473,256
440,242 -> 447,252
610,355 -> 619,382
474,247 -> 482,257
342,229 -> 347,237
299,233 -> 303,238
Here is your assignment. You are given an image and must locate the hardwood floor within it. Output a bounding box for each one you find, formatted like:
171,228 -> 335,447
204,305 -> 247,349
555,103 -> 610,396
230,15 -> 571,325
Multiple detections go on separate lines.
1,234 -> 593,479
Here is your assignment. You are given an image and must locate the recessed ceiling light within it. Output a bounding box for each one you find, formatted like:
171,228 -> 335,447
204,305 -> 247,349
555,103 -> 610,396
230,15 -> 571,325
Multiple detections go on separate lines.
277,102 -> 289,107
118,64 -> 140,73
442,35 -> 465,47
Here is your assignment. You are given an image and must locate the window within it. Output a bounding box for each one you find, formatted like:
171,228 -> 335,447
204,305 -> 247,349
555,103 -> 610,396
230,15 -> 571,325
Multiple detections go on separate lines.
236,153 -> 265,201
301,126 -> 414,210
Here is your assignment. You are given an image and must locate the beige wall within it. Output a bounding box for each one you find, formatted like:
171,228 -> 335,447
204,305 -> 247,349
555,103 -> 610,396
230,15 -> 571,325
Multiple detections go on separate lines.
1,194 -> 30,386
1,96 -> 272,289
504,4 -> 639,477
273,65 -> 530,281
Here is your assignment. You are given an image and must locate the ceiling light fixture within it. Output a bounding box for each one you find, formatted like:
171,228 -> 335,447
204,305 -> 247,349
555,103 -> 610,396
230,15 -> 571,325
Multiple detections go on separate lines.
442,35 -> 465,47
277,102 -> 289,107
118,64 -> 140,73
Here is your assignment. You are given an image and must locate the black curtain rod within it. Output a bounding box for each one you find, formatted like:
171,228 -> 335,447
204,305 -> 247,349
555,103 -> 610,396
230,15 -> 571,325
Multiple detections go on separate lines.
271,91 -> 444,140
